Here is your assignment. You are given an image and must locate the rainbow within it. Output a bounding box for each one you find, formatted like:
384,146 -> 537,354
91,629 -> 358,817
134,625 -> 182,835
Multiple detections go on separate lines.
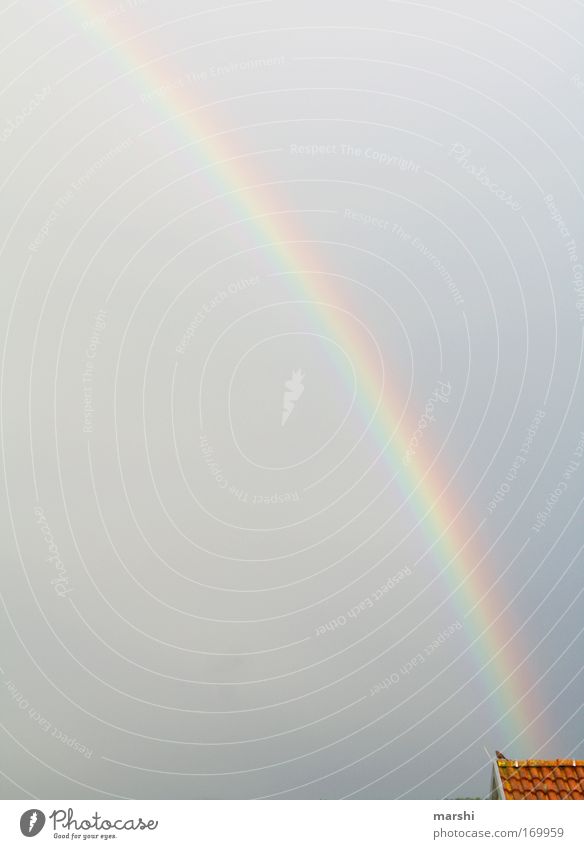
69,2 -> 545,755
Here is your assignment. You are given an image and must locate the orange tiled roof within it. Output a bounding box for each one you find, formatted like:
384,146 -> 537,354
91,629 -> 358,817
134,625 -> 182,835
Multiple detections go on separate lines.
496,759 -> 584,800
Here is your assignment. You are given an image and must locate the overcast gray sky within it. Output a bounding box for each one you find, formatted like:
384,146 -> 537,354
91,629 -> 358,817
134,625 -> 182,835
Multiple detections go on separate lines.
1,0 -> 583,800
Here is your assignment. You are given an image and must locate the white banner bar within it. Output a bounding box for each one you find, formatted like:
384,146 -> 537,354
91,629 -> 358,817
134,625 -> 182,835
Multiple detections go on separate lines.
1,800 -> 583,848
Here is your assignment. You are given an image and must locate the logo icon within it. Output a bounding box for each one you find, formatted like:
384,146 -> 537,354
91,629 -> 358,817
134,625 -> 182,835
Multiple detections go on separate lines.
20,810 -> 45,837
281,369 -> 305,426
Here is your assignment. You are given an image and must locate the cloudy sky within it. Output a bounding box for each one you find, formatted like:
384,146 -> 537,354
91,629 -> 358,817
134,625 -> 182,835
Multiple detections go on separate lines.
0,0 -> 583,799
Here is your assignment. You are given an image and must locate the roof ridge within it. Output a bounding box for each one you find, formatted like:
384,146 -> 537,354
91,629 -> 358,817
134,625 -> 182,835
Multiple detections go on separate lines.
499,759 -> 584,765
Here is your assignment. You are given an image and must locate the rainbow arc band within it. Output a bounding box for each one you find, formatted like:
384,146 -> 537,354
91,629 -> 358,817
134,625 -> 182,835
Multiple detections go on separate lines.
69,2 -> 543,753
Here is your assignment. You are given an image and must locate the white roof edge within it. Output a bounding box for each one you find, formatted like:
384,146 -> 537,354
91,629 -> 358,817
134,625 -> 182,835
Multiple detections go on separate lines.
494,759 -> 506,800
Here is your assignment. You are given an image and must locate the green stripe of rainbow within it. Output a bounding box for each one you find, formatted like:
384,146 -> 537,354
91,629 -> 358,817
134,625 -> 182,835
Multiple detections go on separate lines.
69,1 -> 545,755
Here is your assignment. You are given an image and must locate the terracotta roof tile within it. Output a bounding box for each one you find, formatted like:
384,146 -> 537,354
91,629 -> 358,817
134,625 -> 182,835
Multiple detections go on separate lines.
496,760 -> 584,800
